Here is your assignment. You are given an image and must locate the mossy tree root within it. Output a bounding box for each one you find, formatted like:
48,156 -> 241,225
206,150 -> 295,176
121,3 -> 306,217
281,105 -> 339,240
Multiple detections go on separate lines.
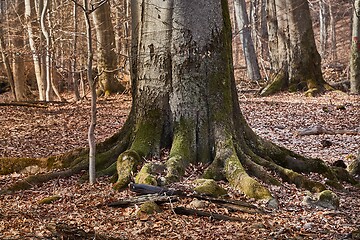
1,120 -> 132,193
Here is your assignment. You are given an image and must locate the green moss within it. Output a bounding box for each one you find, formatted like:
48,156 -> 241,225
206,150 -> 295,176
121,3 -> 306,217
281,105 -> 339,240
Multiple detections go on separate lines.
37,195 -> 61,204
135,163 -> 157,186
138,201 -> 161,214
114,150 -> 141,190
193,179 -> 227,197
260,70 -> 288,96
131,110 -> 163,157
165,155 -> 186,183
225,153 -> 272,200
0,158 -> 46,175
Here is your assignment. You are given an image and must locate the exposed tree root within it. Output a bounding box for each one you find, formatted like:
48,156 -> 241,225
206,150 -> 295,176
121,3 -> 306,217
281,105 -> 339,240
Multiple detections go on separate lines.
1,112 -> 358,201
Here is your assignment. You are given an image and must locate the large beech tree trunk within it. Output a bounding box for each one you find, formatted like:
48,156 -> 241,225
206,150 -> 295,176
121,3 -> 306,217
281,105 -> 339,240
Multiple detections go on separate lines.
262,0 -> 332,96
112,0 -> 351,200
2,0 -> 356,201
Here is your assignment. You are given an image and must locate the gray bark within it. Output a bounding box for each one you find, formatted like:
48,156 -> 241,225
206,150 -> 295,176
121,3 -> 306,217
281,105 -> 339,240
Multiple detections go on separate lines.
319,0 -> 329,58
83,0 -> 96,184
72,2 -> 80,101
262,0 -> 327,96
0,24 -> 15,99
350,0 -> 360,94
25,0 -> 45,100
12,0 -> 31,101
93,0 -> 123,96
233,0 -> 261,81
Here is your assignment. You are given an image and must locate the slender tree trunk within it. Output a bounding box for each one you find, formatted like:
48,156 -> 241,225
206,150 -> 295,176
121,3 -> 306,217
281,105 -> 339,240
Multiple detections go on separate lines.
40,0 -> 52,101
329,3 -> 337,61
319,0 -> 329,58
25,0 -> 45,100
233,0 -> 261,81
350,0 -> 360,94
72,1 -> 80,101
83,0 -> 96,184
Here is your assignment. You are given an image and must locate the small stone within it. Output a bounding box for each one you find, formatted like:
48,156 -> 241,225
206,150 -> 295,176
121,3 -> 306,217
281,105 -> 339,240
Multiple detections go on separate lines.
303,223 -> 313,230
188,199 -> 207,209
266,198 -> 279,209
193,179 -> 227,197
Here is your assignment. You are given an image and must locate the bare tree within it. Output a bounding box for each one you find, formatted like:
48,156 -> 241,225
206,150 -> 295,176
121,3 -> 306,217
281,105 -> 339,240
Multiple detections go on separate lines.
350,0 -> 360,94
92,0 -> 124,96
233,0 -> 261,81
262,0 -> 332,96
25,0 -> 46,100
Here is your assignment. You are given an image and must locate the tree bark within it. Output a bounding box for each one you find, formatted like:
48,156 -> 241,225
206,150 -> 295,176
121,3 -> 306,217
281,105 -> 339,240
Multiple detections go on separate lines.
0,24 -> 15,99
12,0 -> 32,101
92,0 -> 125,96
25,0 -> 46,100
233,0 -> 261,81
350,0 -> 360,94
262,0 -> 331,96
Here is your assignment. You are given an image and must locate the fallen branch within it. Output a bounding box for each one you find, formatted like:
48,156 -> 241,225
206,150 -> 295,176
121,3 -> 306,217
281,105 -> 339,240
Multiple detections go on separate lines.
0,102 -> 48,108
297,125 -> 359,136
174,207 -> 246,222
106,193 -> 178,208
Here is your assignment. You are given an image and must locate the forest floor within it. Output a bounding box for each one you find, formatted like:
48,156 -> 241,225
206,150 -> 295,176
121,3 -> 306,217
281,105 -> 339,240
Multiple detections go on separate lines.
0,87 -> 359,240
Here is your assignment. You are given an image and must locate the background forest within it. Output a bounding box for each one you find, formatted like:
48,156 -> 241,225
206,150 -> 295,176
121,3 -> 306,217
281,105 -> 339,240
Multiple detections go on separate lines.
0,0 -> 359,239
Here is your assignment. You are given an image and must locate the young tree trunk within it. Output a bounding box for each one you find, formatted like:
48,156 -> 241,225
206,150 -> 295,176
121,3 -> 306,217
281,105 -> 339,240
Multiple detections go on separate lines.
72,1 -> 80,101
25,0 -> 45,100
92,0 -> 125,96
40,0 -> 52,101
350,0 -> 360,94
329,3 -> 337,61
233,0 -> 261,81
262,0 -> 332,96
83,0 -> 96,184
319,0 -> 329,58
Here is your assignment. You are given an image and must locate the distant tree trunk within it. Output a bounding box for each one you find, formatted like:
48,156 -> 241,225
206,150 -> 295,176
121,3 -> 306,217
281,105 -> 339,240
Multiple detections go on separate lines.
12,0 -> 32,101
319,0 -> 329,58
350,0 -> 360,94
25,0 -> 45,100
233,0 -> 261,81
0,24 -> 15,99
40,0 -> 52,101
92,0 -> 125,96
72,1 -> 80,101
262,0 -> 331,96
329,3 -> 337,61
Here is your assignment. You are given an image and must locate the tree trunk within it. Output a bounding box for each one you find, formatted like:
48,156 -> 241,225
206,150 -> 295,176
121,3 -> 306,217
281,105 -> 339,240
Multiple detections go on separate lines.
25,0 -> 46,100
12,0 -> 32,101
72,1 -> 80,101
262,0 -> 331,96
3,0 -> 356,201
350,0 -> 360,94
92,0 -> 125,96
233,0 -> 261,81
319,0 -> 329,58
112,0 -> 349,200
0,24 -> 15,99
